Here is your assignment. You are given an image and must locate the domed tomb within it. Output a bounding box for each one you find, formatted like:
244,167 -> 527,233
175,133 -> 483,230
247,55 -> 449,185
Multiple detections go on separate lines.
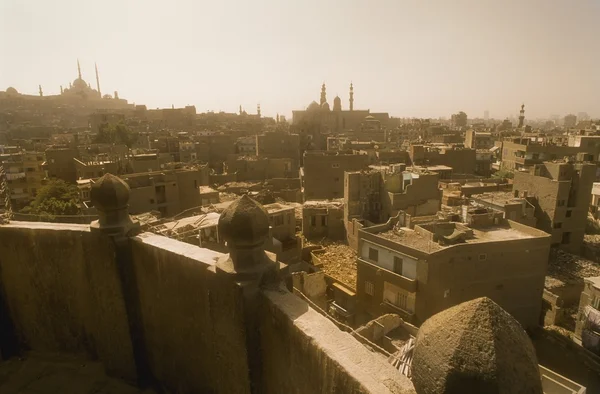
411,297 -> 542,394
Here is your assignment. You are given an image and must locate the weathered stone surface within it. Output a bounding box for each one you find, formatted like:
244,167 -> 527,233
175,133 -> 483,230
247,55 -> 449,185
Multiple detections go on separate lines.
90,173 -> 138,235
260,285 -> 416,394
0,222 -> 137,381
411,297 -> 542,394
218,194 -> 269,249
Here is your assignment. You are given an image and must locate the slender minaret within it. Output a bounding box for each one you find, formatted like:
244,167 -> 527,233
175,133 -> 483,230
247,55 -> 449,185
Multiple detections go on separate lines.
95,63 -> 101,97
38,85 -> 43,97
60,85 -> 63,94
239,105 -> 243,115
518,104 -> 525,128
349,82 -> 354,111
77,59 -> 82,79
257,103 -> 261,117
320,83 -> 327,105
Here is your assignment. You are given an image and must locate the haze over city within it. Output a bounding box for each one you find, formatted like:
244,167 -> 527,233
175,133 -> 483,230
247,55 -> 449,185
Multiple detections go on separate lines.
1,0 -> 599,119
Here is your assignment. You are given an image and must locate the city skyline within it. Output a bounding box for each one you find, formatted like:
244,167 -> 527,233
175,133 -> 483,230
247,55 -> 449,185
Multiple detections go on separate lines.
1,0 -> 599,119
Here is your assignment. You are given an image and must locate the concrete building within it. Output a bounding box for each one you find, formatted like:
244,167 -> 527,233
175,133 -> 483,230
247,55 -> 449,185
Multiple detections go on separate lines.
564,114 -> 577,129
198,186 -> 219,206
256,131 -> 301,168
0,151 -> 46,209
410,144 -> 477,175
74,158 -> 121,180
302,151 -> 369,200
224,155 -> 294,182
43,147 -> 79,183
464,129 -> 494,150
356,210 -> 550,328
513,161 -> 596,253
345,165 -> 442,228
574,276 -> 600,356
302,199 -> 345,241
470,191 -> 537,227
500,137 -> 593,172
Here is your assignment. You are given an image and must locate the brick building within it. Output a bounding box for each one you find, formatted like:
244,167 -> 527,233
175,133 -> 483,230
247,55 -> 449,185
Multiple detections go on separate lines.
43,147 -> 79,183
0,150 -> 46,209
344,165 -> 442,229
513,161 -> 596,253
302,199 -> 345,241
224,155 -> 295,182
409,144 -> 476,175
355,211 -> 550,328
302,151 -> 369,200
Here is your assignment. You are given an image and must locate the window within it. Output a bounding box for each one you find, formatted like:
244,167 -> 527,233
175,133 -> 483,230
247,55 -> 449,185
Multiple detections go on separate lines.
273,215 -> 284,226
331,163 -> 340,168
368,247 -> 379,262
383,282 -> 415,313
562,232 -> 571,244
554,222 -> 563,229
321,216 -> 327,226
566,210 -> 572,218
557,200 -> 566,207
479,253 -> 487,261
365,281 -> 374,296
310,216 -> 316,227
334,177 -> 340,182
150,198 -> 155,204
393,256 -> 403,275
194,180 -> 198,189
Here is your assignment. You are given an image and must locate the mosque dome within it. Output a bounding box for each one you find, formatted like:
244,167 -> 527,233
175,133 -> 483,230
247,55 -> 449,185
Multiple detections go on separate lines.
321,101 -> 330,111
365,115 -> 375,120
5,87 -> 18,95
307,101 -> 320,112
333,96 -> 342,111
72,78 -> 88,90
411,297 -> 542,394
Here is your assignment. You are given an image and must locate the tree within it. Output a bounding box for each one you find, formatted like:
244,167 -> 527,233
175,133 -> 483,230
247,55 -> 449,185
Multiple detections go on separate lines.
94,122 -> 138,148
451,111 -> 468,128
21,179 -> 81,217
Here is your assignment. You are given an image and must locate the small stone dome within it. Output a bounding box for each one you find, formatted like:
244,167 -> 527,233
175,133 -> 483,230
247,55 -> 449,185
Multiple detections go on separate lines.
321,101 -> 330,111
307,101 -> 320,111
411,297 -> 542,394
5,87 -> 18,95
365,115 -> 375,120
218,195 -> 269,249
90,173 -> 131,212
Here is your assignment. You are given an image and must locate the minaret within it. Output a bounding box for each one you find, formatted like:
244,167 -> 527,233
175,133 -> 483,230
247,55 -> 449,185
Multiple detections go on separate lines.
38,85 -> 43,97
257,104 -> 261,117
95,63 -> 101,97
518,104 -> 525,128
320,83 -> 327,105
77,59 -> 82,79
239,105 -> 243,115
349,82 -> 354,111
60,85 -> 63,94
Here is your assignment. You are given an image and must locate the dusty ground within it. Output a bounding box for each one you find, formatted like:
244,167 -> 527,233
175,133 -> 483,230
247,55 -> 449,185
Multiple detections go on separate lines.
545,248 -> 600,289
0,352 -> 155,394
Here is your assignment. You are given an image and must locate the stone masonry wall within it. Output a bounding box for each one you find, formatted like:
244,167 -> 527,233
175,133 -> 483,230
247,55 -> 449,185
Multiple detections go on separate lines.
0,222 -> 136,381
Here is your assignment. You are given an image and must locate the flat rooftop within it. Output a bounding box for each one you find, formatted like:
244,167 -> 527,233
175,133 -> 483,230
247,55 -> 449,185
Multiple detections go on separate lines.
376,223 -> 538,254
471,191 -> 525,206
303,199 -> 344,209
545,249 -> 600,289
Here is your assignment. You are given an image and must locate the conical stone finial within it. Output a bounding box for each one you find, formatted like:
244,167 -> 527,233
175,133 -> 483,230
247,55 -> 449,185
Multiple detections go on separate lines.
216,195 -> 277,281
411,297 -> 542,394
90,173 -> 139,235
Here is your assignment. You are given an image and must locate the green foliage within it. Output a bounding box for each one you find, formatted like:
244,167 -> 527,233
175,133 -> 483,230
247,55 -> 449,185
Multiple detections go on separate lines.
94,122 -> 138,148
493,169 -> 514,179
21,179 -> 81,217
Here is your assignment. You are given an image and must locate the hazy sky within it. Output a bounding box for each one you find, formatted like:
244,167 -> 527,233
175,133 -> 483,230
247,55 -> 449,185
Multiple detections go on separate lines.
1,0 -> 599,119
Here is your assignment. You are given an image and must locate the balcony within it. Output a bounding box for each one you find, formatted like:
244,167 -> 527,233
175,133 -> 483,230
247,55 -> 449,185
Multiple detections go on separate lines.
5,172 -> 26,180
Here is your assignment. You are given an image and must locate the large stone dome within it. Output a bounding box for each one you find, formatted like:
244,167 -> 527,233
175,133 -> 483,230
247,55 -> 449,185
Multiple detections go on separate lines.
411,297 -> 542,394
307,101 -> 320,112
5,87 -> 18,95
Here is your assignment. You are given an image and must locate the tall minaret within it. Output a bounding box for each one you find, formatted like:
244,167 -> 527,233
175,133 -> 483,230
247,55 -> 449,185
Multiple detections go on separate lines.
60,85 -> 63,94
257,103 -> 261,117
349,82 -> 354,111
38,85 -> 43,97
320,83 -> 327,105
518,104 -> 525,128
95,63 -> 101,97
77,59 -> 82,79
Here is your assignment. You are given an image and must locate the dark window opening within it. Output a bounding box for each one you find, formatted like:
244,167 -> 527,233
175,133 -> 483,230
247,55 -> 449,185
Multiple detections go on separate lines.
368,248 -> 379,262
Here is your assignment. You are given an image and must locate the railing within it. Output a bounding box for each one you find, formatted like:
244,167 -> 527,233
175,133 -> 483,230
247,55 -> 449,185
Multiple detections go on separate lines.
5,172 -> 26,180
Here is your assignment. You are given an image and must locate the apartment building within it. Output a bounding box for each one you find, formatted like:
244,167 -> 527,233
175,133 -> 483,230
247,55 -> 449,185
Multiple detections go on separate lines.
0,151 -> 45,209
302,151 -> 369,200
513,161 -> 595,253
355,209 -> 550,329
